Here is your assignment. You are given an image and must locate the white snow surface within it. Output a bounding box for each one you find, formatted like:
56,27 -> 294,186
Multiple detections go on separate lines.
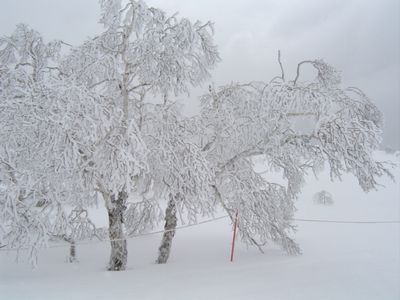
1,151 -> 399,300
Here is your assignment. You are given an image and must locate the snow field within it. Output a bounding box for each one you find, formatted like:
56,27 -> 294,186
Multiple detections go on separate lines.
1,152 -> 399,300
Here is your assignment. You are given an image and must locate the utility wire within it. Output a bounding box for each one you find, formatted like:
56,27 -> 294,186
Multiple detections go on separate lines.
0,215 -> 230,251
1,215 -> 399,252
293,218 -> 400,224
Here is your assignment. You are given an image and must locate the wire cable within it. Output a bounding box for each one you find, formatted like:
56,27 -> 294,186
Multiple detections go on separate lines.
1,215 -> 399,252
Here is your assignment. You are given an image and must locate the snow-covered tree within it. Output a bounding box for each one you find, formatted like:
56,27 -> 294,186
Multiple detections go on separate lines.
0,1 -> 390,270
0,24 -> 106,265
57,0 -> 219,270
199,56 -> 391,255
139,104 -> 215,263
313,190 -> 334,205
1,0 -> 219,270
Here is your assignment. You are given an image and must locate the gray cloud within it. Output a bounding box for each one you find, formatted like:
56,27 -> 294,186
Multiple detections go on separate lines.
1,0 -> 398,148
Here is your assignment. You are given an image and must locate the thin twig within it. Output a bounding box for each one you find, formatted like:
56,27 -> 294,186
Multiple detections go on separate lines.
293,60 -> 313,85
278,50 -> 285,82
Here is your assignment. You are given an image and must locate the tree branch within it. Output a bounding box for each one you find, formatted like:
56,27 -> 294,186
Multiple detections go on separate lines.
278,50 -> 285,82
293,60 -> 314,85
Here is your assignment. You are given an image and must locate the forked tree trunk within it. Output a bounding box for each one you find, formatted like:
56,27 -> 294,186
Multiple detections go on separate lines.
107,191 -> 128,271
156,194 -> 177,264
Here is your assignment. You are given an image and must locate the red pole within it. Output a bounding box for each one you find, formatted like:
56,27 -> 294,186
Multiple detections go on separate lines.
230,212 -> 238,262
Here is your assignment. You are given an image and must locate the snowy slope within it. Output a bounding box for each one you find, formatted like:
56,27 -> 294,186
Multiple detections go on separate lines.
1,151 -> 399,300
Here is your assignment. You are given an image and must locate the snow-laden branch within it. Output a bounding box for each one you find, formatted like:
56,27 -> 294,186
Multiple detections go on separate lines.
199,57 -> 390,254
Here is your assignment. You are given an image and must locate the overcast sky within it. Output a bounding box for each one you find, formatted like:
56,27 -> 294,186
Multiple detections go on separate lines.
1,0 -> 399,148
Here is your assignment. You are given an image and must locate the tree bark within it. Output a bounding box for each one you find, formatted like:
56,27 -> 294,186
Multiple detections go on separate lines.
156,194 -> 177,264
68,240 -> 77,263
107,191 -> 128,271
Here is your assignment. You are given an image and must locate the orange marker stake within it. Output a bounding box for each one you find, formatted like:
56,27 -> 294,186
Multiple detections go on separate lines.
230,212 -> 238,262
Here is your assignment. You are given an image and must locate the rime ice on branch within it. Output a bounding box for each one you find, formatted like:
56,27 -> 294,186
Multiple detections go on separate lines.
199,57 -> 391,255
0,0 -> 219,269
0,24 -> 104,266
61,0 -> 219,270
0,1 -> 390,269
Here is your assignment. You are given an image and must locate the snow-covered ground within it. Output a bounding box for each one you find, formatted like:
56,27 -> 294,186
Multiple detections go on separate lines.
1,152 -> 399,300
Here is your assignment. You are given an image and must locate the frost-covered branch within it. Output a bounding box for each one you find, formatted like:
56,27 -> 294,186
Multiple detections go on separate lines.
199,57 -> 389,255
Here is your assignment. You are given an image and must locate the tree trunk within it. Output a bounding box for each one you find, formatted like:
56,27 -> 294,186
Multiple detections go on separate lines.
156,194 -> 177,264
68,240 -> 77,263
107,191 -> 128,271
